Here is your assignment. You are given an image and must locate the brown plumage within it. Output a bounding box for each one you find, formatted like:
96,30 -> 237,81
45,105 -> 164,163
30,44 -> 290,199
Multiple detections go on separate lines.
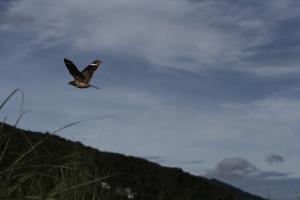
64,58 -> 102,89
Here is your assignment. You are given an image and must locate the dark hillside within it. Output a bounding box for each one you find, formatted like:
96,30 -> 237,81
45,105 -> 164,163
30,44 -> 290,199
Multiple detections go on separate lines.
0,123 -> 267,200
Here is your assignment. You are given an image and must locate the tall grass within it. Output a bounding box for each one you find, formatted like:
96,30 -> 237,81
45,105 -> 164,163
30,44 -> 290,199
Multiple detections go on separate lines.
0,90 -> 122,200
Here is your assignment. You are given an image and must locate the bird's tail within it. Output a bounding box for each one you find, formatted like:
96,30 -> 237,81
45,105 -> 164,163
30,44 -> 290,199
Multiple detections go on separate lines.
88,84 -> 100,89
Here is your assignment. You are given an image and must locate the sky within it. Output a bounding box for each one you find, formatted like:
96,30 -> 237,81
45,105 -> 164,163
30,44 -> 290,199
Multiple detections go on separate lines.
1,0 -> 300,199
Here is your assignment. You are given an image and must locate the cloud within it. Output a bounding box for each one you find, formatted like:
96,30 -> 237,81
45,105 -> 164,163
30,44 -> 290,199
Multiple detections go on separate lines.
206,157 -> 290,182
266,154 -> 285,165
205,156 -> 296,200
1,0 -> 233,68
2,0 -> 300,75
205,157 -> 259,181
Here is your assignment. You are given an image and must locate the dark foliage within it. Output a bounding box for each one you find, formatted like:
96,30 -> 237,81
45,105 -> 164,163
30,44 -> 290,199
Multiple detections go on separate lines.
0,123 -> 267,200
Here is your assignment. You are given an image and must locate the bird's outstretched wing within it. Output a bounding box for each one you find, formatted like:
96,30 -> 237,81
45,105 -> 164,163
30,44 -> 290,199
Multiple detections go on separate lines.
81,59 -> 102,83
64,58 -> 84,81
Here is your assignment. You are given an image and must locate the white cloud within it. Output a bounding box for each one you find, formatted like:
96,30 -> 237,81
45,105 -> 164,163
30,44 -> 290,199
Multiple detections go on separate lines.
205,156 -> 298,200
206,157 -> 260,181
4,0 -> 300,74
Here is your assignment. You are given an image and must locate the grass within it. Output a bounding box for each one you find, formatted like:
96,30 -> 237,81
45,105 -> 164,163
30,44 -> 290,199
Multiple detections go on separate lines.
0,90 -> 125,200
0,89 -> 270,200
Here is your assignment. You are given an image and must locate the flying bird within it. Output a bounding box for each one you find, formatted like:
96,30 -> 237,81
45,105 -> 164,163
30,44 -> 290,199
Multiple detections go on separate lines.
64,58 -> 102,89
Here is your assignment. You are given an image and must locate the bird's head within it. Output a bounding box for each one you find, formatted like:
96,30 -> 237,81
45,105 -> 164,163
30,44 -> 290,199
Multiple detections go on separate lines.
68,81 -> 76,86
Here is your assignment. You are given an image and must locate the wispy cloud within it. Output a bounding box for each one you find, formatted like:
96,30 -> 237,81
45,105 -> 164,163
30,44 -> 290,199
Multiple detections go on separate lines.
266,154 -> 285,165
2,0 -> 300,75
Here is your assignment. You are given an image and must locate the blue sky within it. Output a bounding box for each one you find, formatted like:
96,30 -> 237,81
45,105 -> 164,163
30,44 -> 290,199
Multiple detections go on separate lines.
1,0 -> 300,199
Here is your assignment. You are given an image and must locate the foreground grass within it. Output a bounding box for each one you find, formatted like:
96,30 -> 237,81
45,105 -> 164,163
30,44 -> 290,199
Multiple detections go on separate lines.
0,90 -> 268,200
0,90 -> 121,200
0,150 -> 114,200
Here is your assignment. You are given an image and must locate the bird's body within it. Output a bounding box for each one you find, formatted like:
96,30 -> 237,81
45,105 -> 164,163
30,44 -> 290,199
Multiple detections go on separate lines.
69,81 -> 90,88
64,58 -> 102,89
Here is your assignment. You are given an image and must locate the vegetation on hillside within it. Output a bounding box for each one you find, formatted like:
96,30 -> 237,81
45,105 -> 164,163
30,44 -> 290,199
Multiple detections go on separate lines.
0,90 -> 267,200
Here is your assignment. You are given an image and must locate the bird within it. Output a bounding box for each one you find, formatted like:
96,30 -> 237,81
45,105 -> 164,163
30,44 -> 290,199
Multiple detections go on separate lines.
64,58 -> 102,89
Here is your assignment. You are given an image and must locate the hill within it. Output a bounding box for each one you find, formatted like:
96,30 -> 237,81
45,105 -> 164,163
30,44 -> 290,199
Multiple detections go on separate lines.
0,122 -> 267,200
